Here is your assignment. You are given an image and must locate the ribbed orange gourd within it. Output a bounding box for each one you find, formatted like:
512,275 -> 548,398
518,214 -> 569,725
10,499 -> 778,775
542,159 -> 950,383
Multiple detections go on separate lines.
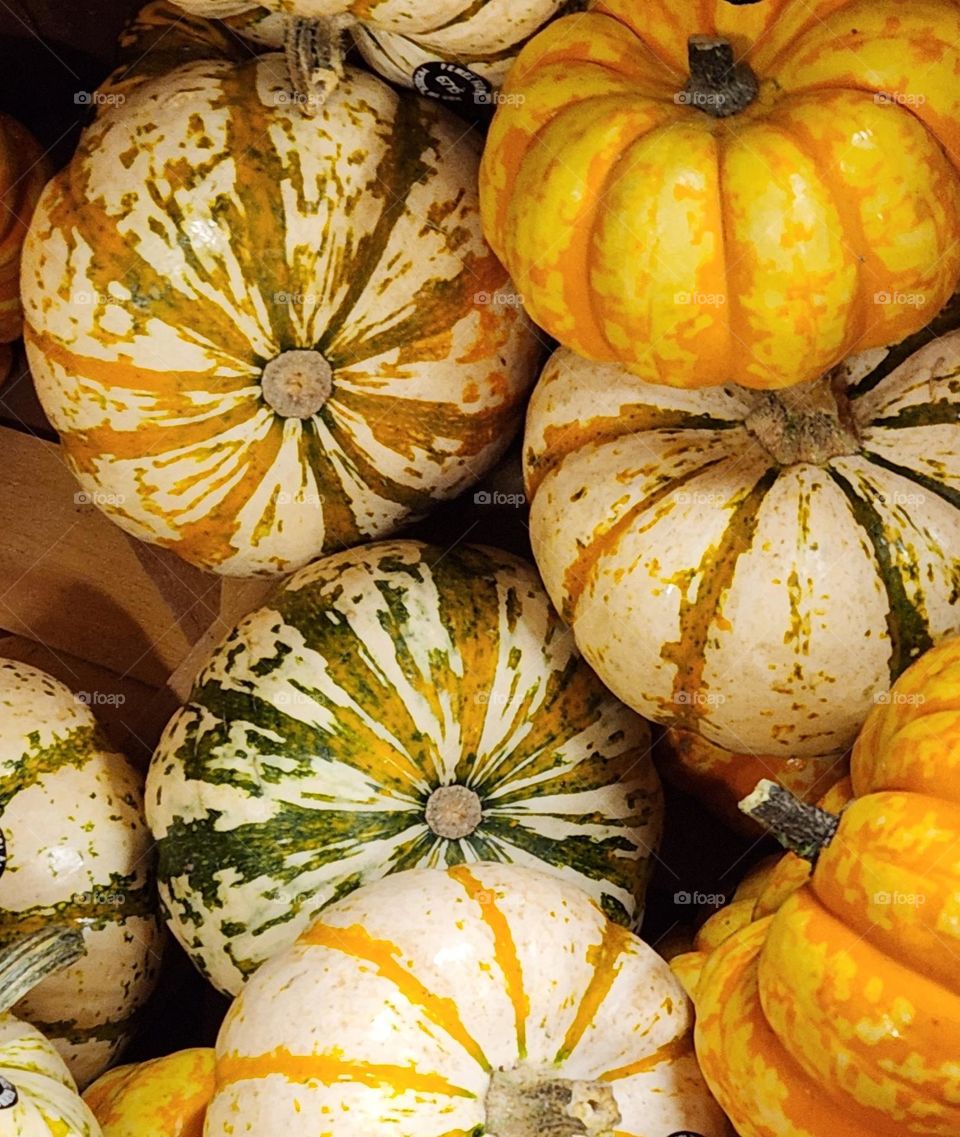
480,0 -> 960,390
0,113 -> 48,346
83,1049 -> 215,1136
693,636 -> 960,1136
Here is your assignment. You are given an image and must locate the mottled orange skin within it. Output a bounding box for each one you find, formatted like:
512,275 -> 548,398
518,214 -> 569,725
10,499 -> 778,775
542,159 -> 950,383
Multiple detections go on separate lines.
480,0 -> 960,389
83,1049 -> 215,1137
660,727 -> 849,834
693,637 -> 960,1135
0,114 -> 48,344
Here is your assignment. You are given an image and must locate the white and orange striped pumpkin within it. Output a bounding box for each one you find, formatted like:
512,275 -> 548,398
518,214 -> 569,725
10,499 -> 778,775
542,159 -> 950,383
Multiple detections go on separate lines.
21,50 -> 539,576
171,0 -> 572,92
525,323 -> 960,762
206,862 -> 730,1136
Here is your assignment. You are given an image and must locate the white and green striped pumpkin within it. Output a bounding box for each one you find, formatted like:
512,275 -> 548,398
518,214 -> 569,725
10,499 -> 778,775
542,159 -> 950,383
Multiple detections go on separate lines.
171,0 -> 573,91
525,323 -> 960,761
147,540 -> 662,996
207,862 -> 730,1137
0,662 -> 163,1088
0,928 -> 102,1137
21,44 -> 539,576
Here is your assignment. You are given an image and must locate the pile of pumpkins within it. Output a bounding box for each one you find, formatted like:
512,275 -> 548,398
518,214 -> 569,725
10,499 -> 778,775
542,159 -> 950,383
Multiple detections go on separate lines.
1,0 -> 960,1134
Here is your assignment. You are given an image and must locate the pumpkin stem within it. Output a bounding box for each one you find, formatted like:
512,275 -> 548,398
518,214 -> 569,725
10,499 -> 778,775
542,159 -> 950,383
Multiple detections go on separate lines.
284,15 -> 351,117
682,36 -> 759,118
261,349 -> 334,419
739,779 -> 840,862
485,1066 -> 621,1137
744,373 -> 861,465
425,785 -> 483,841
0,926 -> 85,1016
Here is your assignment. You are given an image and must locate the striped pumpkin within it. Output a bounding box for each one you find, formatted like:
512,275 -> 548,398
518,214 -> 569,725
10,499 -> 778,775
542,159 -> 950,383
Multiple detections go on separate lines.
147,539 -> 662,995
479,0 -> 960,391
0,113 -> 48,345
206,863 -> 730,1136
525,320 -> 960,762
172,0 -> 572,91
0,661 -> 163,1088
0,928 -> 102,1137
21,49 -> 538,576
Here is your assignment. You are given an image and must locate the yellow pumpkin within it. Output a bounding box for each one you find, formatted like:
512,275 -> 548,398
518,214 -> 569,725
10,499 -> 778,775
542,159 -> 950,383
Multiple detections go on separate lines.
480,0 -> 960,389
0,113 -> 48,345
83,1049 -> 215,1137
691,635 -> 960,1135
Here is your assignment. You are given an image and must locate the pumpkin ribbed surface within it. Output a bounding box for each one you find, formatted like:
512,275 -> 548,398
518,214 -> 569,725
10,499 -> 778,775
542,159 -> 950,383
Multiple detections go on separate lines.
206,863 -> 729,1136
479,0 -> 960,389
21,55 -> 538,575
0,661 -> 163,1088
147,540 -> 662,995
525,327 -> 960,759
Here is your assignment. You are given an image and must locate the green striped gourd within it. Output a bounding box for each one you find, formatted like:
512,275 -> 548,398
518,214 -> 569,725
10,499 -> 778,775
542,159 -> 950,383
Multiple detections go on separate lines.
147,540 -> 662,995
524,320 -> 960,761
0,662 -> 162,1087
21,35 -> 539,576
206,863 -> 730,1136
0,928 -> 102,1136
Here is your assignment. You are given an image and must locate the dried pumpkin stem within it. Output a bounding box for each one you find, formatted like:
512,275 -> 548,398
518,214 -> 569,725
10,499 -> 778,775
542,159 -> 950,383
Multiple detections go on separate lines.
261,349 -> 334,419
683,36 -> 759,118
745,373 -> 861,465
739,779 -> 840,862
0,926 -> 85,1016
284,15 -> 351,117
485,1067 -> 621,1137
425,785 -> 483,840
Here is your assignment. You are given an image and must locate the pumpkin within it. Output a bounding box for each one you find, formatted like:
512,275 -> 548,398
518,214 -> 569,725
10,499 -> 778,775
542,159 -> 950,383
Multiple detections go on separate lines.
147,539 -> 662,994
21,43 -> 539,577
0,660 -> 163,1087
658,728 -> 849,835
524,315 -> 960,763
205,862 -> 731,1136
0,927 -> 102,1136
83,1049 -> 215,1137
169,0 -> 571,106
0,113 -> 48,347
692,635 -> 960,1135
479,0 -> 960,390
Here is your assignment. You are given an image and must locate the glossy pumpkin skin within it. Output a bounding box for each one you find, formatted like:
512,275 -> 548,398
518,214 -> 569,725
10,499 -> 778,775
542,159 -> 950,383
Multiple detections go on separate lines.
659,728 -> 849,834
694,638 -> 960,1136
0,662 -> 163,1087
22,50 -> 539,576
480,0 -> 960,390
0,114 -> 48,346
206,862 -> 729,1136
83,1049 -> 215,1137
525,321 -> 960,760
148,539 -> 663,994
172,0 -> 571,89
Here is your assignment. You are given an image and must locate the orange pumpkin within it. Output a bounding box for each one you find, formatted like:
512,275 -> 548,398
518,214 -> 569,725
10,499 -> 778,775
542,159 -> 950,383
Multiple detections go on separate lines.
83,1049 -> 215,1137
0,113 -> 48,345
480,0 -> 960,389
691,635 -> 960,1135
